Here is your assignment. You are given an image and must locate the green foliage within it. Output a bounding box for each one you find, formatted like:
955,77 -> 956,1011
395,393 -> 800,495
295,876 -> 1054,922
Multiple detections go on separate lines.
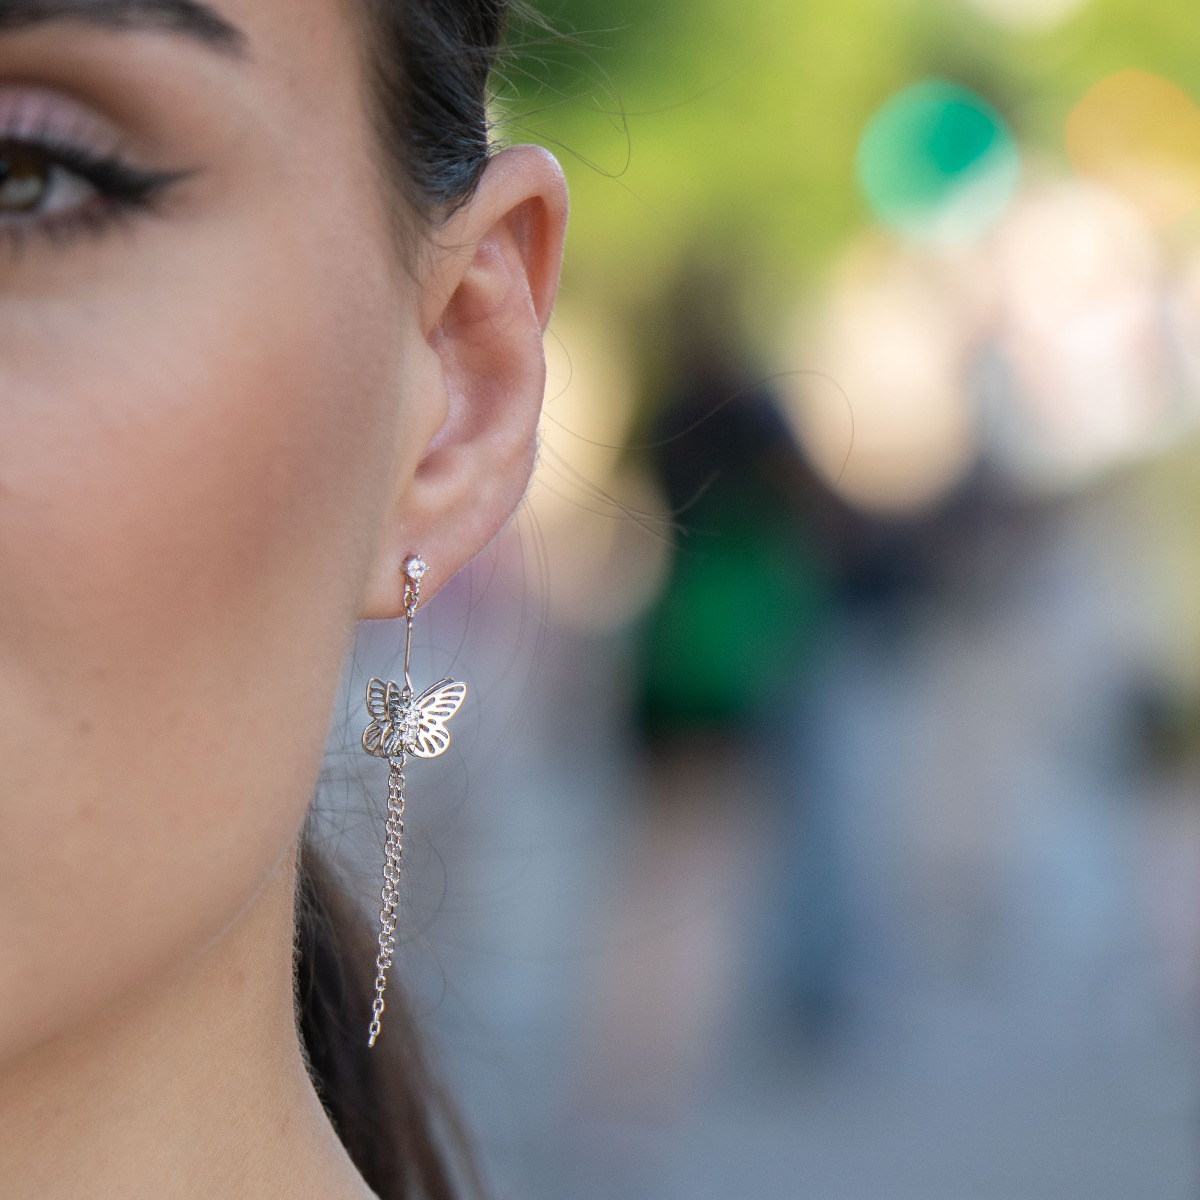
501,0 -> 1200,319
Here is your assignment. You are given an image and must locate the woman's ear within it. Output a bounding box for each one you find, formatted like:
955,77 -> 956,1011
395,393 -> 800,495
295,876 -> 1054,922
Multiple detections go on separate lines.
359,144 -> 568,618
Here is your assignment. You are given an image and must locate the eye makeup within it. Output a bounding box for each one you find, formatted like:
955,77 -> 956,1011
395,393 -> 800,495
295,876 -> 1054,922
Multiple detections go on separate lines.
0,85 -> 188,252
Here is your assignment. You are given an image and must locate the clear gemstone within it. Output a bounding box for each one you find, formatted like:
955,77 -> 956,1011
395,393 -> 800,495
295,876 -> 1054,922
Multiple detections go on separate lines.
400,708 -> 420,748
404,555 -> 428,583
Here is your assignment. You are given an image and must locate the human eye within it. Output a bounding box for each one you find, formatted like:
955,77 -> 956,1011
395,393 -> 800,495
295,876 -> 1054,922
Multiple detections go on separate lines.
0,88 -> 188,254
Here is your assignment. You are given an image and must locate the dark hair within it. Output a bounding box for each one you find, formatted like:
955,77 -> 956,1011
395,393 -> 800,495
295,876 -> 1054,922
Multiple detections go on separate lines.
294,2 -> 522,1196
359,0 -> 509,223
295,845 -> 484,1200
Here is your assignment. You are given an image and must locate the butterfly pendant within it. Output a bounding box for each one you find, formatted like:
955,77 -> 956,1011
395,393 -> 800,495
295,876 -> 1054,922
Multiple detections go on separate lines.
361,676 -> 467,760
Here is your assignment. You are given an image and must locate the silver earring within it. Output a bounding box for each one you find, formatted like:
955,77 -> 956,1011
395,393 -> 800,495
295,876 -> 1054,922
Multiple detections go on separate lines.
360,554 -> 467,1048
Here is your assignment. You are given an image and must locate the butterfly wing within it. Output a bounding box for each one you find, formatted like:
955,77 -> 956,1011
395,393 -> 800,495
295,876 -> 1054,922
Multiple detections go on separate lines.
364,678 -> 411,757
365,678 -> 391,722
409,679 -> 467,759
362,677 -> 391,756
361,720 -> 385,757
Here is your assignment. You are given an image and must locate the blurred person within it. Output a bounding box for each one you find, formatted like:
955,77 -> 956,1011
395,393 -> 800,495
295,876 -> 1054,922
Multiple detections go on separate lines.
0,3 -> 567,1200
634,263 -> 835,751
580,258 -> 839,1123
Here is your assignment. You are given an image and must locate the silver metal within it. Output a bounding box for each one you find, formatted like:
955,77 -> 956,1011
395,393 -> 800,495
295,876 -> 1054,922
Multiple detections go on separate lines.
361,555 -> 466,1048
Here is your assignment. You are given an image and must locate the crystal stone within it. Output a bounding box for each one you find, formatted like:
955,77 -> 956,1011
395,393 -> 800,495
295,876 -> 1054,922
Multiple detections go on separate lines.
400,707 -> 421,748
404,556 -> 428,583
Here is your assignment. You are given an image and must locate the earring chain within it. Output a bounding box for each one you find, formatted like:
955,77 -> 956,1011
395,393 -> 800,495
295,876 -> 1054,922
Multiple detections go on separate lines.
367,566 -> 421,1048
368,757 -> 406,1047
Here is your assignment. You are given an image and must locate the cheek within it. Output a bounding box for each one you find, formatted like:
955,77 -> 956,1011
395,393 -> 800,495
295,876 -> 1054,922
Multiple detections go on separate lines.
0,210 -> 406,1049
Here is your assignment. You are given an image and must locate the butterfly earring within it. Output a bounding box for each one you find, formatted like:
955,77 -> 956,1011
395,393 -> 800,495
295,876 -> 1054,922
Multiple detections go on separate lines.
360,554 -> 467,1048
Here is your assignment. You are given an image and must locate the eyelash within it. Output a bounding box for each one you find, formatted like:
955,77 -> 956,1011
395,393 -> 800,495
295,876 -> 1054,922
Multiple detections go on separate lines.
0,135 -> 185,254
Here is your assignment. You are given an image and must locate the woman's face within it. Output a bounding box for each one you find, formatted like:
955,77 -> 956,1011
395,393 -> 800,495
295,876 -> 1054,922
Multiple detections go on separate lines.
0,0 -> 474,1056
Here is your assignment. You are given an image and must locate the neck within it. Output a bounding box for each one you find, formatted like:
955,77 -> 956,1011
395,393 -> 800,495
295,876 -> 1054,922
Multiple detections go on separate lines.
0,851 -> 375,1200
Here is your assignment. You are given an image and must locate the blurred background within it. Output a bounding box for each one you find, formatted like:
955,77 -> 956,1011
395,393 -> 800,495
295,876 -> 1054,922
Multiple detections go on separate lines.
319,1 -> 1200,1195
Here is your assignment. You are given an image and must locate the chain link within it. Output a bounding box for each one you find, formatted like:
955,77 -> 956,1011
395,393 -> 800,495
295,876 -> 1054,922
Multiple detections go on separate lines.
367,754 -> 406,1047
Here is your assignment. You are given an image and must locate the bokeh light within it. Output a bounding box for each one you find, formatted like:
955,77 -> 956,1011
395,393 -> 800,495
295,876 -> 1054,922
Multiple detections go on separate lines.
959,0 -> 1092,33
1066,70 -> 1200,228
856,80 -> 1020,243
987,181 -> 1171,483
779,250 -> 978,514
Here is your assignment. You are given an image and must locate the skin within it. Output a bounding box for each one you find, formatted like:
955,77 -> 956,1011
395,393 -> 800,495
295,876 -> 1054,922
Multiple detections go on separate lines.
0,1 -> 567,1197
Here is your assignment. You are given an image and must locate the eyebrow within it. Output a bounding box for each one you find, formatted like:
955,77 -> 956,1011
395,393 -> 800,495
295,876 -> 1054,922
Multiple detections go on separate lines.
0,0 -> 247,55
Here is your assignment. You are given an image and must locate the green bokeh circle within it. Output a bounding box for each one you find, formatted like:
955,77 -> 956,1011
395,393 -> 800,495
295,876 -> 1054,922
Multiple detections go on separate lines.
857,80 -> 1020,239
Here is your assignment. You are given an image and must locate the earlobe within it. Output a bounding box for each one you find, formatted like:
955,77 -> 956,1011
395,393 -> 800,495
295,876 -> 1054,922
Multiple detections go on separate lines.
358,145 -> 568,619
